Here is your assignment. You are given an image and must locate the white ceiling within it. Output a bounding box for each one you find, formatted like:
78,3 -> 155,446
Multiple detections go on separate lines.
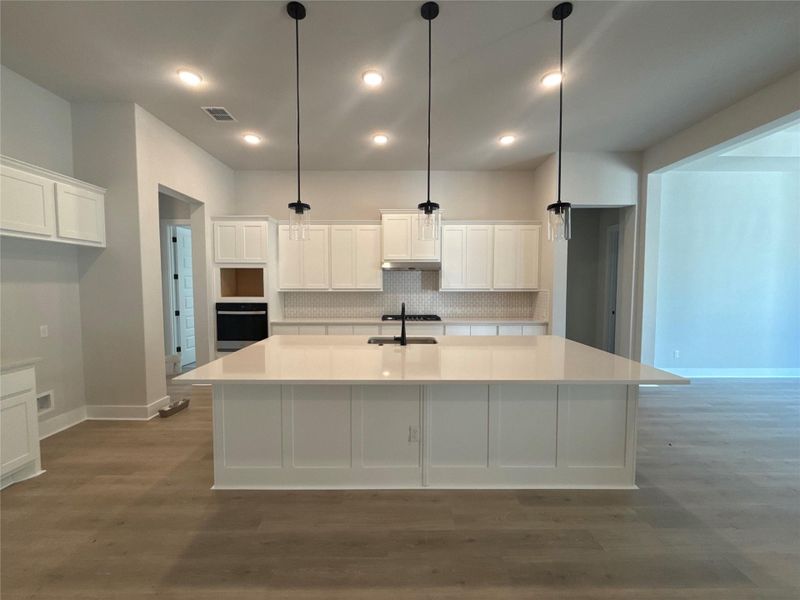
2,1 -> 799,171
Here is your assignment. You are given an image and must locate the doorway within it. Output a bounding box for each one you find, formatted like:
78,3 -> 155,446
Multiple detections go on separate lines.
159,192 -> 196,373
565,208 -> 622,353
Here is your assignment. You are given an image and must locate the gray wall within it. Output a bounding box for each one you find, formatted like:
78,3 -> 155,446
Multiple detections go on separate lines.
653,170 -> 799,376
0,66 -> 85,428
0,65 -> 73,175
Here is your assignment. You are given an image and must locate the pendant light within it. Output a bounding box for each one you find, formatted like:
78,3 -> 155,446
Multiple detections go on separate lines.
287,1 -> 310,241
546,2 -> 573,242
417,1 -> 440,241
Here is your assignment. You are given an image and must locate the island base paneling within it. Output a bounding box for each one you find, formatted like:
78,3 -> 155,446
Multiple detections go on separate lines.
212,382 -> 637,489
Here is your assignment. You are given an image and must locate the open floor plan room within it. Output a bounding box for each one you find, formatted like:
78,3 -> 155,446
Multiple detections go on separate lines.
1,0 -> 798,596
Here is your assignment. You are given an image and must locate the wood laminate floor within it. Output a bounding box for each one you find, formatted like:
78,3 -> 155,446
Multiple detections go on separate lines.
2,379 -> 798,599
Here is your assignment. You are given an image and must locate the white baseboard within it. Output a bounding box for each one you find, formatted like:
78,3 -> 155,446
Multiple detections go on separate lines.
39,405 -> 88,439
86,395 -> 171,421
659,367 -> 800,378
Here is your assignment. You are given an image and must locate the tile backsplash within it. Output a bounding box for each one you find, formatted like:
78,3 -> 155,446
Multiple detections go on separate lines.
282,271 -> 549,320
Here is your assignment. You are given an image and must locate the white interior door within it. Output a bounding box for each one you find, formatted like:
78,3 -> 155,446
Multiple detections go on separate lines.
174,225 -> 195,366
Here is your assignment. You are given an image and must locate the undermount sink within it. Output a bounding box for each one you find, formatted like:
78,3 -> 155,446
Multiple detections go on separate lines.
367,337 -> 438,345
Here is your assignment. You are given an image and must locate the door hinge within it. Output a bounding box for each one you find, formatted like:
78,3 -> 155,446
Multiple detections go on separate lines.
173,274 -> 179,280
176,346 -> 181,353
175,310 -> 180,317
172,236 -> 177,243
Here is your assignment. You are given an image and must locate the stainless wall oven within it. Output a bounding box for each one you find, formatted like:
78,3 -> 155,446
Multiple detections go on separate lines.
215,302 -> 268,352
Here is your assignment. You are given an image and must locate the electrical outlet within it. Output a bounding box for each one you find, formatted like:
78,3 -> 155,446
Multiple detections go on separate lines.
673,350 -> 680,360
40,325 -> 49,338
408,426 -> 419,443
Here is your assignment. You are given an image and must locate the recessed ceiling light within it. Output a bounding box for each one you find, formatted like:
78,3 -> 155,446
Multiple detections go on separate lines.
498,134 -> 516,146
541,71 -> 563,87
373,133 -> 389,146
242,133 -> 262,145
177,69 -> 203,87
362,70 -> 384,87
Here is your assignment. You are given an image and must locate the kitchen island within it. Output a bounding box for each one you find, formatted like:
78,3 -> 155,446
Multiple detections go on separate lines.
177,335 -> 686,490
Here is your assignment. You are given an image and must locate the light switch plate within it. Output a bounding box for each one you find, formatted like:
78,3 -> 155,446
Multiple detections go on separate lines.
40,325 -> 48,338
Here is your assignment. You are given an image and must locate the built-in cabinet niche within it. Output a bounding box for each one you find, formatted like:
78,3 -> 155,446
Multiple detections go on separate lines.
0,156 -> 106,247
219,267 -> 265,298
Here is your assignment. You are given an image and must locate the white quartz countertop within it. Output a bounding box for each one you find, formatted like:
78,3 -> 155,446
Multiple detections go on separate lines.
177,336 -> 687,385
271,317 -> 548,325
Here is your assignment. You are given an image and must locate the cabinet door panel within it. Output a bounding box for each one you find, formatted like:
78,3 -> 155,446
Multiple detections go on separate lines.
278,226 -> 303,289
55,183 -> 105,244
239,223 -> 267,262
215,223 -> 239,262
410,213 -> 439,260
465,225 -> 492,289
355,225 -> 382,289
327,325 -> 354,335
522,325 -> 547,336
498,325 -> 523,336
302,226 -> 330,289
518,225 -> 540,289
492,226 -> 518,289
444,325 -> 471,336
470,325 -> 497,336
382,214 -> 412,260
330,226 -> 356,289
441,225 -> 466,289
0,166 -> 55,237
359,386 -> 420,468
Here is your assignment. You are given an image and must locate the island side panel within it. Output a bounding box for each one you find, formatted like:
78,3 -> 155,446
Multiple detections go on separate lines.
425,383 -> 637,489
213,383 -> 423,489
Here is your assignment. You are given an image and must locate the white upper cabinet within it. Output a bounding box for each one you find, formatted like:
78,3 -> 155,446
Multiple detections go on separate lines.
355,225 -> 383,289
55,182 -> 105,244
331,225 -> 382,290
465,225 -> 493,289
0,166 -> 55,237
214,220 -> 268,263
442,223 -> 535,291
0,158 -> 106,247
381,211 -> 440,261
492,224 -> 540,290
278,224 -> 330,290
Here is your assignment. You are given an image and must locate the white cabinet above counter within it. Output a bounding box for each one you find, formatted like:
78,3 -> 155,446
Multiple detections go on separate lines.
381,210 -> 440,262
278,223 -> 383,291
441,223 -> 540,291
0,156 -> 106,248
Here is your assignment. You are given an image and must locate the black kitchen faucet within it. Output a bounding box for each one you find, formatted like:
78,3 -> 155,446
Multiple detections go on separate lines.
394,303 -> 408,346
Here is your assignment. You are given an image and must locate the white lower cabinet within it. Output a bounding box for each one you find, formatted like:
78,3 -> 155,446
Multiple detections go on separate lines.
499,325 -> 522,336
1,366 -> 42,489
523,325 -> 547,336
444,325 -> 471,336
326,325 -> 354,335
353,325 -> 381,335
470,325 -> 498,336
1,159 -> 106,247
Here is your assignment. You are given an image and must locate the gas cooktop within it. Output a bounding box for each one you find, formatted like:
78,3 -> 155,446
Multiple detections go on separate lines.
381,314 -> 442,322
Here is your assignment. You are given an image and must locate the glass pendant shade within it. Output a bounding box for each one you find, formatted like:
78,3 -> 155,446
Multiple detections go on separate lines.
417,201 -> 440,241
547,202 -> 571,241
288,202 -> 310,241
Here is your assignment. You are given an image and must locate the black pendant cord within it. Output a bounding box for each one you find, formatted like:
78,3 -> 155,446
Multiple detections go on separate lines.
426,16 -> 432,204
556,14 -> 564,207
295,15 -> 301,206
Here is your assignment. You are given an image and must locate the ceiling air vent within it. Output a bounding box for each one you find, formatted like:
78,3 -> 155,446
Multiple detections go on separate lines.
202,106 -> 237,122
